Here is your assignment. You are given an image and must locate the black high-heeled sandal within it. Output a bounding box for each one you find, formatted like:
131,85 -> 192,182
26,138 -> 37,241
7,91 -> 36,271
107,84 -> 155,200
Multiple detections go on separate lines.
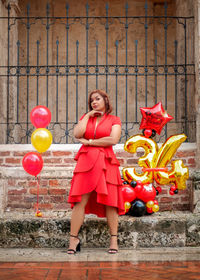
67,234 -> 81,254
108,234 -> 118,254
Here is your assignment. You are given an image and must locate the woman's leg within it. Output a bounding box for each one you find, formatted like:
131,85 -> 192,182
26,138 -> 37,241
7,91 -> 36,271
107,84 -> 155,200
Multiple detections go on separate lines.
68,193 -> 91,251
106,206 -> 118,251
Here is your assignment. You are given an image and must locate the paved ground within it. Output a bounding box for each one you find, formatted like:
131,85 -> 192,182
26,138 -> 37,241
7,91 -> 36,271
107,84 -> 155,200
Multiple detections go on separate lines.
0,247 -> 200,279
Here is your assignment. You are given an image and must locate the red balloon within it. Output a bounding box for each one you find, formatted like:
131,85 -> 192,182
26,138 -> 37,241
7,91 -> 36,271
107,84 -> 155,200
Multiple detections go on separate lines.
122,185 -> 137,203
136,183 -> 156,203
30,106 -> 51,128
22,152 -> 43,176
134,181 -> 143,193
144,129 -> 152,138
140,102 -> 173,135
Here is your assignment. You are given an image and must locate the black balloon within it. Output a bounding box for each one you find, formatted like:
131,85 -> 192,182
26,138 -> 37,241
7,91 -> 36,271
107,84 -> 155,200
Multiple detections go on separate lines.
151,129 -> 156,138
122,180 -> 129,185
130,180 -> 137,188
128,200 -> 146,217
174,189 -> 178,194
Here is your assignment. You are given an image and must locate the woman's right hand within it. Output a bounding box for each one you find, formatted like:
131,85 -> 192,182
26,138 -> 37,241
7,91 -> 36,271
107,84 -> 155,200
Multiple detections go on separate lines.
86,110 -> 103,118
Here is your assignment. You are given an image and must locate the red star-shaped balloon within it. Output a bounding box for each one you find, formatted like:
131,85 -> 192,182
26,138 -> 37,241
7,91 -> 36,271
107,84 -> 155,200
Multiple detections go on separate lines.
139,102 -> 173,135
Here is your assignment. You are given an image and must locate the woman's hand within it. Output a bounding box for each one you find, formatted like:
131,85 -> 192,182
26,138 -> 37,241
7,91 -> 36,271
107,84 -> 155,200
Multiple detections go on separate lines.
78,138 -> 89,145
87,110 -> 103,118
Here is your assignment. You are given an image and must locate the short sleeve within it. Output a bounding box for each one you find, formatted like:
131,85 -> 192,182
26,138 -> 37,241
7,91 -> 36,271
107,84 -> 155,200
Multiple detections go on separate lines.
112,116 -> 121,126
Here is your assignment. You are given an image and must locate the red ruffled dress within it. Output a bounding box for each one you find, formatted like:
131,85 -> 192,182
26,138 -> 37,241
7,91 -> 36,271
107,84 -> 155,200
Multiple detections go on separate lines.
68,114 -> 125,217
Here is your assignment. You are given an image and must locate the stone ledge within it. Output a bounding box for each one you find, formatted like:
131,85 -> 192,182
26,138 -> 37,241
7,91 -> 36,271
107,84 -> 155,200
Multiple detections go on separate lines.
0,211 -> 199,249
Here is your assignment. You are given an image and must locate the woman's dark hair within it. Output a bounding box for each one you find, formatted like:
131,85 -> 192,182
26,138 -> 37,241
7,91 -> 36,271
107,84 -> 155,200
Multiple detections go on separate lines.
88,89 -> 113,114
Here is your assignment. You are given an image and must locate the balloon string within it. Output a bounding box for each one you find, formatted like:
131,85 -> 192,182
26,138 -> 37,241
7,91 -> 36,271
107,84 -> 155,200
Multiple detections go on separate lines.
36,175 -> 40,213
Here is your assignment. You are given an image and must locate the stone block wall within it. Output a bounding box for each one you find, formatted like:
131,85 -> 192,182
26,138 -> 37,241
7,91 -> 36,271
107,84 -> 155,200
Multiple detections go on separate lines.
0,143 -> 196,218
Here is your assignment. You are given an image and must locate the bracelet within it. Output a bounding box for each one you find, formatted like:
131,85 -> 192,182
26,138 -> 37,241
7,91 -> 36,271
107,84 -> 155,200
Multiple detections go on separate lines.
89,139 -> 93,145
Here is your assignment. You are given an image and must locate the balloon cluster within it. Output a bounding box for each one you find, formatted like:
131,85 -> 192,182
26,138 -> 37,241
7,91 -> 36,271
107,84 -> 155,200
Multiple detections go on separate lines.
22,106 -> 52,217
122,102 -> 189,217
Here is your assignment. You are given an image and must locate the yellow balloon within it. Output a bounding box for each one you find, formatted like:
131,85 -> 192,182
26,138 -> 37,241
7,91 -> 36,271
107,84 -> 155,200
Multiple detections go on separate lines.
152,204 -> 159,212
31,128 -> 52,153
124,201 -> 131,213
168,160 -> 189,190
156,134 -> 187,167
123,135 -> 158,184
146,200 -> 154,208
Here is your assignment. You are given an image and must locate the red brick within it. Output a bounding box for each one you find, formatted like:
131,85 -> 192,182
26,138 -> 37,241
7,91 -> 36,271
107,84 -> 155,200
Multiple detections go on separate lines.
7,203 -> 32,209
7,179 -> 16,186
116,151 -> 130,158
0,159 -> 3,164
54,203 -> 70,210
40,180 -> 49,187
49,179 -> 60,186
7,195 -> 23,202
63,158 -> 75,163
28,181 -> 37,187
50,196 -> 64,203
52,151 -> 72,157
41,151 -> 51,157
5,158 -> 21,164
29,188 -> 48,195
188,158 -> 195,164
17,181 -> 28,187
160,197 -> 179,203
13,151 -> 27,156
0,152 -> 10,156
176,151 -> 195,158
43,158 -> 62,164
34,203 -> 53,209
8,189 -> 27,195
126,159 -> 138,165
49,189 -> 66,195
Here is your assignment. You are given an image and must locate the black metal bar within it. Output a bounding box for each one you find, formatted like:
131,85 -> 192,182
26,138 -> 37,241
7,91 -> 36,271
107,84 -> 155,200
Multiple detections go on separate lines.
154,40 -> 158,104
6,5 -> 10,143
115,40 -> 118,116
125,3 -> 128,139
0,15 -> 194,20
184,19 -> 188,137
86,3 -> 89,111
46,3 -> 50,108
174,40 -> 178,121
65,4 -> 69,143
36,40 -> 40,106
16,40 -> 20,123
135,40 -> 138,122
56,40 -> 59,123
26,3 -> 30,143
105,3 -> 109,92
144,0 -> 148,106
96,40 -> 99,89
76,40 -> 79,123
164,1 -> 168,139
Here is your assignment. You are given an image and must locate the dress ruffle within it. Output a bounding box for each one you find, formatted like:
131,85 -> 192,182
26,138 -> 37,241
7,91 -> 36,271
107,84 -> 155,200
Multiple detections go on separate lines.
68,146 -> 125,217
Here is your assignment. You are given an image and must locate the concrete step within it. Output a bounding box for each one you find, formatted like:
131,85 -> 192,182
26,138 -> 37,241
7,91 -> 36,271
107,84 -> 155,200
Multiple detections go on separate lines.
0,247 -> 200,262
0,211 -> 200,248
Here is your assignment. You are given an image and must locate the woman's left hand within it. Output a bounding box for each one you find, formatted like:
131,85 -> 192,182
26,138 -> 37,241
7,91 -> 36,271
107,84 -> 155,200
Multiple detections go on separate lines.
78,138 -> 89,145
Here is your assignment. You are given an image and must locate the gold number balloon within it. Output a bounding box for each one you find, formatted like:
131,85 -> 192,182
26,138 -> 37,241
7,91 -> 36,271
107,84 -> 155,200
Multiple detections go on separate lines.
123,134 -> 189,190
31,128 -> 53,153
123,135 -> 158,184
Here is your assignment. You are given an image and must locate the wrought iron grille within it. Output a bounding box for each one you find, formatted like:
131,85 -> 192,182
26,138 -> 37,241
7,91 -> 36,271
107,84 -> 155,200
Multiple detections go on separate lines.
0,0 -> 195,144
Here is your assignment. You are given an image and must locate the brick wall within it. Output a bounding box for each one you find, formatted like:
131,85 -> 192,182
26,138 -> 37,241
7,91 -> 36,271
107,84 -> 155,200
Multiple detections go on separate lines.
0,143 -> 197,217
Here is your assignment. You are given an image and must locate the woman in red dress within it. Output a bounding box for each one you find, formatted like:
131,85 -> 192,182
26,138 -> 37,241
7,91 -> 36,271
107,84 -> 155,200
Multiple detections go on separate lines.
67,89 -> 125,254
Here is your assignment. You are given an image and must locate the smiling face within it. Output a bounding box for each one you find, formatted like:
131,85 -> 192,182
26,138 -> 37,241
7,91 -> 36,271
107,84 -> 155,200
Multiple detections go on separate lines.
90,93 -> 106,113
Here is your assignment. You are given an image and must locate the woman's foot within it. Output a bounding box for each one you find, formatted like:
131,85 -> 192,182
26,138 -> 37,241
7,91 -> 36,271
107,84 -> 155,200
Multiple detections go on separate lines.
108,235 -> 118,254
67,235 -> 81,254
